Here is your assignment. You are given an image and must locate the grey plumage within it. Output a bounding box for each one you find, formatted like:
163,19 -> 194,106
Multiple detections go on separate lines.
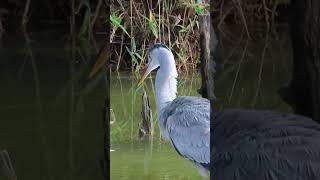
138,43 -> 210,176
213,109 -> 320,180
158,96 -> 210,169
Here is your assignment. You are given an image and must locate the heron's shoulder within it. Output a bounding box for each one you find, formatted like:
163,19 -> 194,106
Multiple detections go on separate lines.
159,96 -> 210,125
161,96 -> 209,115
171,96 -> 210,106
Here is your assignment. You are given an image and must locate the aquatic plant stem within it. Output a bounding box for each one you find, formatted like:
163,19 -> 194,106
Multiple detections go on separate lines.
232,0 -> 250,39
26,37 -> 52,180
21,0 -> 31,33
70,0 -> 75,35
68,34 -> 76,180
252,34 -> 269,107
90,0 -> 103,33
228,39 -> 248,103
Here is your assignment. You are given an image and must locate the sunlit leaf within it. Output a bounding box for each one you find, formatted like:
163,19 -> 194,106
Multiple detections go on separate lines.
110,13 -> 131,38
191,3 -> 209,15
110,14 -> 122,26
142,11 -> 159,39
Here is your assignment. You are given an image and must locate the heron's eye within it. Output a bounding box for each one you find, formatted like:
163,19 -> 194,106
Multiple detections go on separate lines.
148,55 -> 151,62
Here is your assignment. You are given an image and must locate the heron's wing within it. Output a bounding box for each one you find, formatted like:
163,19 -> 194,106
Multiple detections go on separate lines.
165,96 -> 210,165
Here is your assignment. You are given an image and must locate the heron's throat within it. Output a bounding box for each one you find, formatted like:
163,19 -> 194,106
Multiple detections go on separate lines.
155,65 -> 177,112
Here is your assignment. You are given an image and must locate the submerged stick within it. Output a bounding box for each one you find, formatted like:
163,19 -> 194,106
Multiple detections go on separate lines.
199,13 -> 217,101
139,90 -> 153,139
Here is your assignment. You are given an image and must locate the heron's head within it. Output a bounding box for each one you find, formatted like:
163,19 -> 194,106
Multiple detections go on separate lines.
138,43 -> 174,86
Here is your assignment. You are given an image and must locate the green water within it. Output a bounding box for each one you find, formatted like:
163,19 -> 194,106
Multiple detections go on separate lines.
0,33 -> 105,180
110,32 -> 293,180
110,72 -> 204,179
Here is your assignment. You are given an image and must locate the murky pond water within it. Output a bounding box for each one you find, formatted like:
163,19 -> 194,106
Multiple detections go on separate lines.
110,72 -> 203,179
0,33 -> 106,180
111,32 -> 293,180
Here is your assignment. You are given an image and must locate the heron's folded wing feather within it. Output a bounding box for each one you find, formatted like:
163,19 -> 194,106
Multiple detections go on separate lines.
165,97 -> 210,164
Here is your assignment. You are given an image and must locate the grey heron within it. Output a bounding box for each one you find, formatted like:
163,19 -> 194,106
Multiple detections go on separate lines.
138,43 -> 210,177
137,43 -> 320,180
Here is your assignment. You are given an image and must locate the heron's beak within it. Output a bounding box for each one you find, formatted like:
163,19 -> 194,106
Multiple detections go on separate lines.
137,57 -> 159,86
137,65 -> 149,86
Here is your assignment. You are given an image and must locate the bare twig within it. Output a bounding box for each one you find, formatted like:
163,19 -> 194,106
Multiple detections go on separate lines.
262,0 -> 270,31
116,34 -> 124,71
70,0 -> 75,35
232,0 -> 250,39
228,39 -> 248,103
252,34 -> 269,107
0,150 -> 17,180
90,0 -> 103,32
21,0 -> 31,33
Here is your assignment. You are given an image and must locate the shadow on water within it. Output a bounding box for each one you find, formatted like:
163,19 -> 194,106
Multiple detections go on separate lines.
0,32 -> 106,180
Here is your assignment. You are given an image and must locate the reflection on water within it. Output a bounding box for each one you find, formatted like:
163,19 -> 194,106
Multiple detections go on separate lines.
110,72 -> 203,179
0,33 -> 105,180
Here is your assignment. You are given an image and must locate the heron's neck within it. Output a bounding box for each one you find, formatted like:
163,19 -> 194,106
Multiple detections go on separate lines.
155,59 -> 177,113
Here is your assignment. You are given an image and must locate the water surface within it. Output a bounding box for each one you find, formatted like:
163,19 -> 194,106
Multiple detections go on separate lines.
110,32 -> 293,179
110,72 -> 204,179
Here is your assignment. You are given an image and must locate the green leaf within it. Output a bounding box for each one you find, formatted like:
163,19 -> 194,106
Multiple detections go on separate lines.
110,14 -> 131,38
110,14 -> 122,27
126,47 -> 138,65
149,21 -> 158,38
177,25 -> 188,33
192,3 -> 209,15
134,53 -> 143,61
142,14 -> 158,39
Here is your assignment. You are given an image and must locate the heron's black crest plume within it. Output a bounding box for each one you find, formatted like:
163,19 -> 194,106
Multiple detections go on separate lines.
149,43 -> 169,52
